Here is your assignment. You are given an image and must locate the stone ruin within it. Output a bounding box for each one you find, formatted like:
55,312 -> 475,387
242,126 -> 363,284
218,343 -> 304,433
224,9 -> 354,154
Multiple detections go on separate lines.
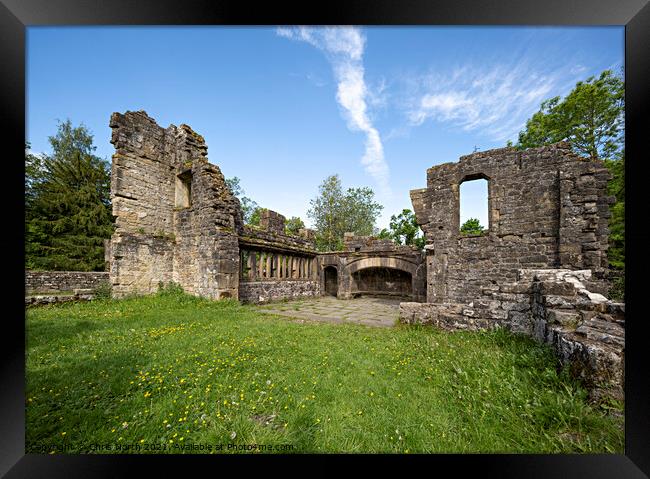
106,111 -> 422,304
105,111 -> 624,401
319,233 -> 425,301
400,143 -> 624,401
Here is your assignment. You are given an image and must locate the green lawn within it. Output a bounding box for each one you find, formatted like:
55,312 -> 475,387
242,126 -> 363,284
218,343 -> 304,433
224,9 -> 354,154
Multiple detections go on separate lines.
25,289 -> 624,454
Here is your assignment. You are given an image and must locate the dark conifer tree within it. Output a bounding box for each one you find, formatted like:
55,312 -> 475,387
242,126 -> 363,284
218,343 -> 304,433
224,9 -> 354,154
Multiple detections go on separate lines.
26,120 -> 114,271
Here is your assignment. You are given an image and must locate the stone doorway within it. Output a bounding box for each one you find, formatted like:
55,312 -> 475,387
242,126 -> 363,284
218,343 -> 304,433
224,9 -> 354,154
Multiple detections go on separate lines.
324,266 -> 338,296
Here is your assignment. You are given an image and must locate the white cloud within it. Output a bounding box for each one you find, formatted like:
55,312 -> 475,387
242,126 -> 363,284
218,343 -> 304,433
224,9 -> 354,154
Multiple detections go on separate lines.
570,64 -> 587,75
277,26 -> 391,196
405,62 -> 578,142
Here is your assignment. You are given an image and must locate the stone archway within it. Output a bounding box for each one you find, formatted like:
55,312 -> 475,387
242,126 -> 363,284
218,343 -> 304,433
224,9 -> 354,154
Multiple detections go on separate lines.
344,257 -> 424,301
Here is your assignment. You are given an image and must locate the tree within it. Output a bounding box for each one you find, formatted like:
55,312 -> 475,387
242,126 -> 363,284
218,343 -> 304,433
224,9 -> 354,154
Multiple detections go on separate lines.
25,120 -> 114,271
517,69 -> 624,161
460,218 -> 484,236
307,174 -> 383,251
248,207 -> 262,226
604,150 -> 624,271
285,216 -> 305,236
308,175 -> 345,251
340,186 -> 384,237
25,142 -> 45,209
378,209 -> 425,249
225,176 -> 259,224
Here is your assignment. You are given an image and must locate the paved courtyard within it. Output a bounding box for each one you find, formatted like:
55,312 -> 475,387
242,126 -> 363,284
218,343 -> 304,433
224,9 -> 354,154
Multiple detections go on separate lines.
255,296 -> 402,328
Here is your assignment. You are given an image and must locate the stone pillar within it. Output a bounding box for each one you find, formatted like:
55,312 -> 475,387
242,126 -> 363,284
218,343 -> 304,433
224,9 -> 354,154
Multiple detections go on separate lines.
291,257 -> 298,278
257,252 -> 265,280
248,252 -> 257,280
265,254 -> 272,279
311,258 -> 318,280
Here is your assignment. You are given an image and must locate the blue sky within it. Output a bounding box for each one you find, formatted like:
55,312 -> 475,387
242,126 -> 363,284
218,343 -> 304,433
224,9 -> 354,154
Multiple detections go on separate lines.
26,26 -> 623,230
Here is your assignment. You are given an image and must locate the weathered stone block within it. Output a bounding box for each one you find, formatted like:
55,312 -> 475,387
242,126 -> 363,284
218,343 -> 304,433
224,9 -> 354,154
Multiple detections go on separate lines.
546,309 -> 581,328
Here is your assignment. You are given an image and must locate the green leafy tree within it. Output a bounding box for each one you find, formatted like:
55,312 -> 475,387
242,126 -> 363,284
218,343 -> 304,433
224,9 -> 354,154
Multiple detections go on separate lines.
248,207 -> 262,226
285,216 -> 305,236
225,176 -> 259,225
517,69 -> 624,161
377,228 -> 392,240
25,120 -> 114,271
379,209 -> 425,249
604,150 -> 625,271
340,186 -> 384,237
308,175 -> 345,251
25,142 -> 45,209
460,218 -> 484,236
307,174 -> 383,251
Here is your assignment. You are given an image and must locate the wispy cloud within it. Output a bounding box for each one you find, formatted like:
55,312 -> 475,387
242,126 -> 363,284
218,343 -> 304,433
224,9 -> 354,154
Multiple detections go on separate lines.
404,61 -> 581,142
277,26 -> 391,196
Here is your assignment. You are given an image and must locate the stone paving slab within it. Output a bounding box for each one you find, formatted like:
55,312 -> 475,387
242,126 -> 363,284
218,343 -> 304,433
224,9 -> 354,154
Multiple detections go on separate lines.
255,296 -> 402,328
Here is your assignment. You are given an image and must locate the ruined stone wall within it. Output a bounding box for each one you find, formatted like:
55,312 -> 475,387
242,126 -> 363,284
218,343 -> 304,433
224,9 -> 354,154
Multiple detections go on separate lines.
410,142 -> 613,305
25,271 -> 110,294
239,280 -> 321,303
399,269 -> 624,401
108,111 -> 242,299
403,143 -> 621,401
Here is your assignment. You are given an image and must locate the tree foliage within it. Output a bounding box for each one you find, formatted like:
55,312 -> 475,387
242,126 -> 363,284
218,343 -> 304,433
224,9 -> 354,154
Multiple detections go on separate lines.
604,151 -> 625,271
25,120 -> 114,271
377,209 -> 425,249
460,218 -> 485,236
225,176 -> 259,225
285,216 -> 305,236
517,69 -> 624,161
307,174 -> 383,251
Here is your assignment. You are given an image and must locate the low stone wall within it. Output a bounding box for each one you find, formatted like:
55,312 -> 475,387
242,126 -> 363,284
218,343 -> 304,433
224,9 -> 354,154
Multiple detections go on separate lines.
530,272 -> 624,402
25,271 -> 110,294
25,292 -> 95,307
239,280 -> 320,304
399,268 -> 624,402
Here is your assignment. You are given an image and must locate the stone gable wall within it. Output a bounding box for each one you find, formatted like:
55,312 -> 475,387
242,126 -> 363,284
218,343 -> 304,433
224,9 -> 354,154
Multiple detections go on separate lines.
108,111 -> 242,299
410,142 -> 613,305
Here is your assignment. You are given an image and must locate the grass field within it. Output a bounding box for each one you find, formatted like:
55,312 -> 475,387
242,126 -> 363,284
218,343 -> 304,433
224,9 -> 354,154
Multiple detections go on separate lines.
25,288 -> 624,454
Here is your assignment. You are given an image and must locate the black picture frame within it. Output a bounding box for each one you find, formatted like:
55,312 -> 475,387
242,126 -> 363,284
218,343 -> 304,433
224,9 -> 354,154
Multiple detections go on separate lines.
2,0 -> 648,476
